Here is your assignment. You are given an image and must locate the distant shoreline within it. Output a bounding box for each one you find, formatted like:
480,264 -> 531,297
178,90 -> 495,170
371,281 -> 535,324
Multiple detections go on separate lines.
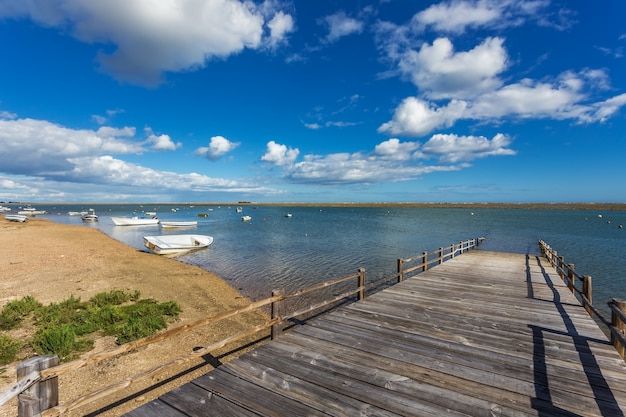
3,201 -> 626,211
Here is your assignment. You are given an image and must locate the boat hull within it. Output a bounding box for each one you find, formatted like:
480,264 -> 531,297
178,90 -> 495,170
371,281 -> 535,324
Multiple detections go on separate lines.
5,214 -> 28,222
112,217 -> 159,226
160,221 -> 198,228
143,234 -> 213,255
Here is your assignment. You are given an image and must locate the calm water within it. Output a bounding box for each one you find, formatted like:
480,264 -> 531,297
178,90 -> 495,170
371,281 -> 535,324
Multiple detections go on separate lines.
35,204 -> 626,318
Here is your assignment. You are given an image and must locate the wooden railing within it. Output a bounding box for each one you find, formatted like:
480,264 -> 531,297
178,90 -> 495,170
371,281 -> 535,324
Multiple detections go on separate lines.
1,237 -> 483,416
538,240 -> 626,359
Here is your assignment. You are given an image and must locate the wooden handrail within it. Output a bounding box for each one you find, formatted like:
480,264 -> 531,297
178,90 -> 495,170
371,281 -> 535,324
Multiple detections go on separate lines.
4,237 -> 483,416
538,240 -> 626,359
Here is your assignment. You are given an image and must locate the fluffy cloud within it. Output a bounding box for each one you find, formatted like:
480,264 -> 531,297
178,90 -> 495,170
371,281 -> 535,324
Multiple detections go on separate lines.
321,11 -> 364,43
261,140 -> 300,166
0,118 -> 177,176
0,0 -> 295,86
378,97 -> 467,136
195,135 -> 240,160
262,134 -> 513,184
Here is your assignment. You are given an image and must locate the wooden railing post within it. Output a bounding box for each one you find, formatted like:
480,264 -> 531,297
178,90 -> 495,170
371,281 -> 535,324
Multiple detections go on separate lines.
397,258 -> 404,283
582,275 -> 592,316
271,290 -> 284,340
459,241 -> 463,254
451,243 -> 455,258
422,251 -> 428,272
611,299 -> 626,358
567,264 -> 575,293
357,268 -> 365,301
438,247 -> 443,264
17,355 -> 59,417
558,256 -> 564,280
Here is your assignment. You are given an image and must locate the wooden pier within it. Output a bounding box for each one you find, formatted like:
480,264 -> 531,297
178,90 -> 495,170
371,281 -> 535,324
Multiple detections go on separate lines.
124,250 -> 626,417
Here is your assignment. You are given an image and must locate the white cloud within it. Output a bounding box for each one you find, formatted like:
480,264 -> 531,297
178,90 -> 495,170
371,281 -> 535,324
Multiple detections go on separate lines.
263,135 -> 513,185
195,135 -> 240,160
0,0 -> 294,86
0,118 -> 178,176
414,0 -> 502,33
421,133 -> 516,163
399,37 -> 508,99
321,11 -> 363,43
266,11 -> 294,48
261,140 -> 300,166
378,97 -> 467,136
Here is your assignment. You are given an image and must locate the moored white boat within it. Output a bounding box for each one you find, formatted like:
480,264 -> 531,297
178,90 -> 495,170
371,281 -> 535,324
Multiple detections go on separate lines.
241,215 -> 252,222
143,234 -> 213,255
0,206 -> 11,212
18,206 -> 46,215
111,216 -> 159,226
81,208 -> 99,222
68,211 -> 88,216
5,214 -> 28,222
160,221 -> 197,228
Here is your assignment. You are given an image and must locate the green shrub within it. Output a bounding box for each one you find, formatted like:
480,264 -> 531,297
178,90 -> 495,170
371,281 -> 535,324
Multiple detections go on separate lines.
0,335 -> 23,365
90,290 -> 139,307
0,296 -> 42,330
32,324 -> 92,361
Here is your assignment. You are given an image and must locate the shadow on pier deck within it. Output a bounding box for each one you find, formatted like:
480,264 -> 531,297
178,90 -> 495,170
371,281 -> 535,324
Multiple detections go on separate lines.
125,250 -> 626,417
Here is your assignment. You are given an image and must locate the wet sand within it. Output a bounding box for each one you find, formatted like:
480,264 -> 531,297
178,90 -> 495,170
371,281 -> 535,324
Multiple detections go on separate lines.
0,216 -> 266,416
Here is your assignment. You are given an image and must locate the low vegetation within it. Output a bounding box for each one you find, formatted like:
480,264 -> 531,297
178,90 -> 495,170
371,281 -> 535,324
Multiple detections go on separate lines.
0,290 -> 181,368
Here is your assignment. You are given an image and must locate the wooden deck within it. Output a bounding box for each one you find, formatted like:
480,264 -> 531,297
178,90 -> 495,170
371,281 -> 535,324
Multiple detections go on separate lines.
125,250 -> 626,417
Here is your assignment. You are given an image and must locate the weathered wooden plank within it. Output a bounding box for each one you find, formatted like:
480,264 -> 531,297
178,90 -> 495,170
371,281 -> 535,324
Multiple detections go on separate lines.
123,399 -> 189,417
159,381 -> 262,417
191,367 -> 330,416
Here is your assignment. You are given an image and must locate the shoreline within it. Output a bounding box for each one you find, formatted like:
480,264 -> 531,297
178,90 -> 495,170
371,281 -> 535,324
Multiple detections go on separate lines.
3,202 -> 626,211
0,217 -> 266,416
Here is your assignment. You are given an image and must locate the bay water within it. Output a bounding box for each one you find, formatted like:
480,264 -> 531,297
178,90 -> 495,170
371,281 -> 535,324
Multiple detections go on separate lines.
38,204 -> 626,319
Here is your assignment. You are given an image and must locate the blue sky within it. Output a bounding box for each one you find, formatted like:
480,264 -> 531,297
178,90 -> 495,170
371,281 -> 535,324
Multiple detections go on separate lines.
0,0 -> 625,203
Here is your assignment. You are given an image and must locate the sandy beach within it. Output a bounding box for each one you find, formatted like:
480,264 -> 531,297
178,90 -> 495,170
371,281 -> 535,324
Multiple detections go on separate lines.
0,217 -> 267,416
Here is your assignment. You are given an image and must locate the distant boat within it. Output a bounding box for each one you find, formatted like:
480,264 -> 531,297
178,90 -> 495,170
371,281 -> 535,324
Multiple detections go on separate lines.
241,215 -> 252,222
111,216 -> 159,226
81,208 -> 99,222
236,207 -> 243,213
285,213 -> 292,218
18,206 -> 46,215
68,211 -> 87,216
0,206 -> 12,212
143,234 -> 213,256
145,211 -> 157,216
197,213 -> 209,217
5,214 -> 27,222
160,221 -> 197,228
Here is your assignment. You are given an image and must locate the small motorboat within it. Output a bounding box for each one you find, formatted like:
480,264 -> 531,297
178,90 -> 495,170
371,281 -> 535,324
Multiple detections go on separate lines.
241,215 -> 252,222
143,234 -> 213,255
81,208 -> 99,222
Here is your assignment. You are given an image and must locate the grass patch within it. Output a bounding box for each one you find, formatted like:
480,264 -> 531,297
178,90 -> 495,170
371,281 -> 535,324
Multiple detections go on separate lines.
0,291 -> 180,363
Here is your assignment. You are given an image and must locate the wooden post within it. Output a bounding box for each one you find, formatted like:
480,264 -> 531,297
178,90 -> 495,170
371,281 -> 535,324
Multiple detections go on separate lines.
438,247 -> 443,264
422,251 -> 428,272
558,256 -> 564,280
611,299 -> 626,358
397,258 -> 404,283
582,275 -> 592,316
270,290 -> 284,340
567,264 -> 575,293
459,241 -> 463,254
451,243 -> 455,258
357,268 -> 365,301
17,355 -> 59,417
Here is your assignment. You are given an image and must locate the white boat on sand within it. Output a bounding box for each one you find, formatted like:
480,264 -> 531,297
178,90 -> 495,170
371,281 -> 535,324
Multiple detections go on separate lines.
160,221 -> 197,228
5,214 -> 28,222
143,234 -> 213,255
112,216 -> 159,226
